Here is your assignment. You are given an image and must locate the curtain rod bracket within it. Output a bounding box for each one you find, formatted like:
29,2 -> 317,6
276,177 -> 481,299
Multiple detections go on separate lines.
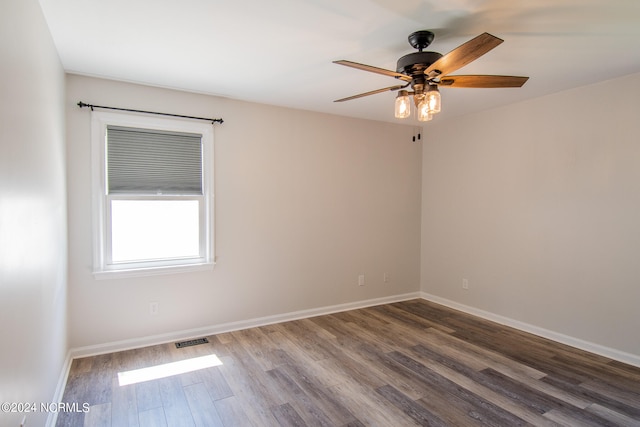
77,101 -> 224,125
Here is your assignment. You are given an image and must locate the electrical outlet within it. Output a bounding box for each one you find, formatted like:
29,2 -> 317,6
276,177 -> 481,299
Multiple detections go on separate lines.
383,272 -> 390,283
150,302 -> 159,315
462,279 -> 469,290
358,274 -> 365,286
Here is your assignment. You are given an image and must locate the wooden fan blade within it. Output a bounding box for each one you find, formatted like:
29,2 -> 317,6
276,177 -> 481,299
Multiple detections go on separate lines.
334,60 -> 413,82
425,33 -> 503,78
438,75 -> 529,88
334,85 -> 407,102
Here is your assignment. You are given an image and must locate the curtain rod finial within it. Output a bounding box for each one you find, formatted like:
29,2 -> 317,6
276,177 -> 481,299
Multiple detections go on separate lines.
77,101 -> 93,111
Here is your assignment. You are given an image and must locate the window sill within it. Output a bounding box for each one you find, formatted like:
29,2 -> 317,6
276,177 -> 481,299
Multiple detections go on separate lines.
93,261 -> 214,280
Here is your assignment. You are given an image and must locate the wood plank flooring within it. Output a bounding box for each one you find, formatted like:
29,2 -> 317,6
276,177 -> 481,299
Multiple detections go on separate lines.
56,299 -> 640,426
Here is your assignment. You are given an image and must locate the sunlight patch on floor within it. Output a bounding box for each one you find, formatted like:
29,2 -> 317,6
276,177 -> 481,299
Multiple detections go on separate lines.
117,354 -> 223,386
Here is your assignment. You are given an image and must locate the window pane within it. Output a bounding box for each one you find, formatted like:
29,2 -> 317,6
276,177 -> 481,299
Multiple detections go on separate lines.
111,200 -> 200,263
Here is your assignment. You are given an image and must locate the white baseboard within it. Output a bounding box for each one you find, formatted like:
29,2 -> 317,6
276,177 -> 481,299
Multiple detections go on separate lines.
420,292 -> 640,368
46,351 -> 73,427
69,292 -> 421,359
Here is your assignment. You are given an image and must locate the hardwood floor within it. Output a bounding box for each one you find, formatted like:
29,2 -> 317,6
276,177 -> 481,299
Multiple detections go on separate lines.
56,299 -> 640,426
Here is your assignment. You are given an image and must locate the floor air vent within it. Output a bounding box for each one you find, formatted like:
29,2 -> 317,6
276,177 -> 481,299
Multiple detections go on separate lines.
175,337 -> 209,348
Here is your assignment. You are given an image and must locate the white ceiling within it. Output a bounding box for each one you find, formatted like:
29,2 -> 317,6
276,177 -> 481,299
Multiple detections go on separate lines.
39,0 -> 640,124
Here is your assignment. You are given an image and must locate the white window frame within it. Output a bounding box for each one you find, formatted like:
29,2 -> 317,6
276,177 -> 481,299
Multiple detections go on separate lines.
91,111 -> 214,278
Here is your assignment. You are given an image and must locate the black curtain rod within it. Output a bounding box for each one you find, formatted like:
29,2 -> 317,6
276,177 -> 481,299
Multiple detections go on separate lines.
77,101 -> 224,124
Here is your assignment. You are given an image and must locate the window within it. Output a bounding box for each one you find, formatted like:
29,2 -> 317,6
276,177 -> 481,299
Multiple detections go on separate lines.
91,111 -> 214,277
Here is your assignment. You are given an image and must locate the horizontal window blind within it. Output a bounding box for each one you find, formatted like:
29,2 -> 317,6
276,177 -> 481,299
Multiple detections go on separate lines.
107,125 -> 203,195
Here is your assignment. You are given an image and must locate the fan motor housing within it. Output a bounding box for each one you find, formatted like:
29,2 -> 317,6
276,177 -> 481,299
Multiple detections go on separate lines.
396,51 -> 443,77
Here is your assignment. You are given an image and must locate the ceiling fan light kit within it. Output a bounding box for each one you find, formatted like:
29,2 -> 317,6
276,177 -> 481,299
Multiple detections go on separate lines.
334,30 -> 529,122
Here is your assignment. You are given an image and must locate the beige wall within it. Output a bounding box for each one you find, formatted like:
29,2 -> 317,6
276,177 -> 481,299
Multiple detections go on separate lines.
421,72 -> 640,358
0,1 -> 68,426
66,75 -> 422,349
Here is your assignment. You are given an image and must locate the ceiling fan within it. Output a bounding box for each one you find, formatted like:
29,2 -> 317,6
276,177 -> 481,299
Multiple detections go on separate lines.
333,30 -> 529,121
